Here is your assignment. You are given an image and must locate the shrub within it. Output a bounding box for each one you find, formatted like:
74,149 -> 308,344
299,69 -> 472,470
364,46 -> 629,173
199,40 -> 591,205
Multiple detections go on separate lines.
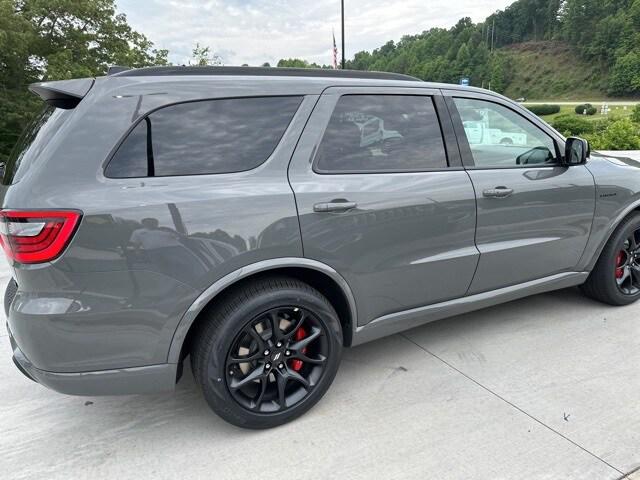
584,119 -> 640,150
574,103 -> 597,115
631,104 -> 640,124
526,104 -> 561,116
551,114 -> 594,136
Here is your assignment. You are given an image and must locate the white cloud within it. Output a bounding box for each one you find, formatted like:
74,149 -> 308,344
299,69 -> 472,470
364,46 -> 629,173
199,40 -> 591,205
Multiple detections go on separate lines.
116,0 -> 514,66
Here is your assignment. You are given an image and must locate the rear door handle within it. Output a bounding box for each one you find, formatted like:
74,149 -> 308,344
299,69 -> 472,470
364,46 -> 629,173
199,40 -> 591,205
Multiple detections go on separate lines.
313,200 -> 358,213
482,186 -> 514,198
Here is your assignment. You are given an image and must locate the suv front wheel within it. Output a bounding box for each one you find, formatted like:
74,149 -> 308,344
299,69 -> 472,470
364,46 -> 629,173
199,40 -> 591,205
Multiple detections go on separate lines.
582,212 -> 640,305
191,276 -> 343,429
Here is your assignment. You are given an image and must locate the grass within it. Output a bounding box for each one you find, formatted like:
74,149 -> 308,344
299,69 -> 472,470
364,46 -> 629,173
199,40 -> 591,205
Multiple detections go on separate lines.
538,104 -> 635,123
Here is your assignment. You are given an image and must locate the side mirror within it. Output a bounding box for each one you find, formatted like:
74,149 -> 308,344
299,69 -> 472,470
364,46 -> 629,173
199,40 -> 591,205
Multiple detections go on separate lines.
564,137 -> 590,166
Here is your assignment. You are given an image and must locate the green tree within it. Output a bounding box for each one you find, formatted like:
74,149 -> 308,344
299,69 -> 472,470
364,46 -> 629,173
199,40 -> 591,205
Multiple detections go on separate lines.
276,58 -> 327,69
609,52 -> 640,96
344,0 -> 640,96
489,53 -> 511,93
191,43 -> 222,66
0,0 -> 168,161
455,44 -> 471,79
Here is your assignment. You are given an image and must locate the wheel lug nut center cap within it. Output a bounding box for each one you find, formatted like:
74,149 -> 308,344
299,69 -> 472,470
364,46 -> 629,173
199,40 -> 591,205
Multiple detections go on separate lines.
270,349 -> 285,362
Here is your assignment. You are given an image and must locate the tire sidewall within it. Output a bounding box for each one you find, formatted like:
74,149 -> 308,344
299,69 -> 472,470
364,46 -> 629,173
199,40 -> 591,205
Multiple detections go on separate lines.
199,285 -> 342,429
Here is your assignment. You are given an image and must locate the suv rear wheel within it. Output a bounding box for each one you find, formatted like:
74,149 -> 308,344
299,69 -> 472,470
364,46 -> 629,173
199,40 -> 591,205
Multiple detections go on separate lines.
582,212 -> 640,305
191,276 -> 343,429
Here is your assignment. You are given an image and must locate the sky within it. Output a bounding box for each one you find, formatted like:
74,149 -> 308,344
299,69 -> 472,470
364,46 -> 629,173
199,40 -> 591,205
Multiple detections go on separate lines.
116,0 -> 514,66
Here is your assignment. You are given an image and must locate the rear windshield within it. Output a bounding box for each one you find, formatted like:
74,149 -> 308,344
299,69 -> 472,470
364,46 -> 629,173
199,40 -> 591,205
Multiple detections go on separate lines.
2,106 -> 71,185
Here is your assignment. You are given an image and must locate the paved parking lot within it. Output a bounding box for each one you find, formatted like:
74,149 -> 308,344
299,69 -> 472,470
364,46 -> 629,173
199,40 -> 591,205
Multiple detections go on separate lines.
1,255 -> 640,480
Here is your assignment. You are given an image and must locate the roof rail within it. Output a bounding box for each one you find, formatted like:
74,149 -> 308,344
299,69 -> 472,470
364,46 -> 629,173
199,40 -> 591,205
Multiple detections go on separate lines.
112,66 -> 421,82
107,65 -> 131,75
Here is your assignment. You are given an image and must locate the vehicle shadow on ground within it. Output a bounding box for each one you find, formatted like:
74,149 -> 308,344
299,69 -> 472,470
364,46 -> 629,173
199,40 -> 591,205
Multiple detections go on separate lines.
57,286 -> 600,436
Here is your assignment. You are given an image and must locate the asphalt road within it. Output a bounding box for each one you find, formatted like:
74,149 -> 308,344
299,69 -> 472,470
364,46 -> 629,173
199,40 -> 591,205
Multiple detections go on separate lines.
3,154 -> 640,479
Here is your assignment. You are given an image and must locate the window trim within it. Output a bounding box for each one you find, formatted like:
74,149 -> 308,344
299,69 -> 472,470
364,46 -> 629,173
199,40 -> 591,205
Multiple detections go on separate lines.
102,95 -> 304,179
445,94 -> 564,170
311,93 -> 453,175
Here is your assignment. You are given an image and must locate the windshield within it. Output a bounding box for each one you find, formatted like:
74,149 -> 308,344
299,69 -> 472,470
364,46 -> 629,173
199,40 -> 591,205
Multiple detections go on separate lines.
2,106 -> 71,185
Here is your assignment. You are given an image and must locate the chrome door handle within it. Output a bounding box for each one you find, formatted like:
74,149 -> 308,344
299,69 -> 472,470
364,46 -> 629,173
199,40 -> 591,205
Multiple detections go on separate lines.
313,200 -> 358,213
483,186 -> 514,198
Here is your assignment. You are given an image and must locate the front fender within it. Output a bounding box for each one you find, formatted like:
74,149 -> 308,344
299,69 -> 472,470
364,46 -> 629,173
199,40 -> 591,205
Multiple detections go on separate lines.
579,155 -> 640,271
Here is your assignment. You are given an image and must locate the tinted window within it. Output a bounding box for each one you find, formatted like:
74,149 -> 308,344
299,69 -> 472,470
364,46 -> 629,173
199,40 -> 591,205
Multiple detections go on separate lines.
106,96 -> 302,178
3,106 -> 72,185
315,95 -> 447,173
454,98 -> 558,168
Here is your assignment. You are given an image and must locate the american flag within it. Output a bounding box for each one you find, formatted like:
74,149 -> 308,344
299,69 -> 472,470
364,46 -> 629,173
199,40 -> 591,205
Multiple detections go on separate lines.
332,30 -> 339,69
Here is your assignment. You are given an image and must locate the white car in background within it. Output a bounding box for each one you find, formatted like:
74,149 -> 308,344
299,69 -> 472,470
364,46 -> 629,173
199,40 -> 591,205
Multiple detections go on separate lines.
463,120 -> 527,146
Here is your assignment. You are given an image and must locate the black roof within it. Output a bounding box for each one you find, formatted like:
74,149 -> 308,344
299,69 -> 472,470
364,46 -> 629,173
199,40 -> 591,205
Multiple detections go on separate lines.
111,65 -> 421,82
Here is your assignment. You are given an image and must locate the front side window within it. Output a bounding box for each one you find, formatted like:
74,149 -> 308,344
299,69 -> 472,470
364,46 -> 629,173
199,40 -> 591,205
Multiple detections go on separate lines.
315,95 -> 447,173
106,96 -> 303,178
454,98 -> 558,168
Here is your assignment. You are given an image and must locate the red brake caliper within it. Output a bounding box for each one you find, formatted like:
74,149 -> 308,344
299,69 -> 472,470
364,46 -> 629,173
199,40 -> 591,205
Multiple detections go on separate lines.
291,326 -> 307,372
615,251 -> 625,279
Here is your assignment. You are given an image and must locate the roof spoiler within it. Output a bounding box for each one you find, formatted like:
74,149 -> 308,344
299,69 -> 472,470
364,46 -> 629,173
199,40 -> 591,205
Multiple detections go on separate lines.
28,78 -> 95,109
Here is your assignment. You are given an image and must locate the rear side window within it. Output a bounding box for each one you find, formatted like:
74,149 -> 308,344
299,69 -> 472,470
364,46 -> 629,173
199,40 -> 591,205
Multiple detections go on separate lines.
314,95 -> 447,173
106,96 -> 303,178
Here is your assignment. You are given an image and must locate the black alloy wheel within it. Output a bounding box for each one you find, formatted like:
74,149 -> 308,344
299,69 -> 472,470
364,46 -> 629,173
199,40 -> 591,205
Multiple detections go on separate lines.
191,276 -> 342,429
582,212 -> 640,306
225,306 -> 329,412
613,228 -> 640,295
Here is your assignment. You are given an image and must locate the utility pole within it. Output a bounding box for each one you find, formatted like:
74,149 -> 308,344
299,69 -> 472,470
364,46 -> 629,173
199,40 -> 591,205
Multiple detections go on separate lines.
485,21 -> 490,48
491,18 -> 495,52
341,0 -> 345,69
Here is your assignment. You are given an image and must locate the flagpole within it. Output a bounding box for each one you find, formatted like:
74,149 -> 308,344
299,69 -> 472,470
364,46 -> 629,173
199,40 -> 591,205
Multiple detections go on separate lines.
341,0 -> 345,69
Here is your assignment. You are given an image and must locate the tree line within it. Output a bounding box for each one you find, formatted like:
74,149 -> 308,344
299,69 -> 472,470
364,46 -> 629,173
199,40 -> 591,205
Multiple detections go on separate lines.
0,0 -> 168,161
343,0 -> 640,97
2,0 -> 640,162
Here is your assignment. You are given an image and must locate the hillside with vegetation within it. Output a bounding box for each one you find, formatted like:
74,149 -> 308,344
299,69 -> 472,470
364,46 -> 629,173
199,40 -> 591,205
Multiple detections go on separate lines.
500,42 -> 609,101
2,0 -> 640,161
345,0 -> 640,99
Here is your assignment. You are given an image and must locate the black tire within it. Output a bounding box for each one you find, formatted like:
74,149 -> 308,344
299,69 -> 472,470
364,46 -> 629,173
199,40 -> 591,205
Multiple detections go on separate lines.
4,278 -> 17,318
190,276 -> 343,429
581,212 -> 640,305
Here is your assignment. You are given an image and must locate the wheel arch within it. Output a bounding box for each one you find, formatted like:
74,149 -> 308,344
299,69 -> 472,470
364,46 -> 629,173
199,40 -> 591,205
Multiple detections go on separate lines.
583,199 -> 640,272
167,258 -> 358,364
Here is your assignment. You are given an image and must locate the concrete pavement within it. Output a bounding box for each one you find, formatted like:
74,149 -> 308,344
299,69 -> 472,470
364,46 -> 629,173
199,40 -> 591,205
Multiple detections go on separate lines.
2,258 -> 640,479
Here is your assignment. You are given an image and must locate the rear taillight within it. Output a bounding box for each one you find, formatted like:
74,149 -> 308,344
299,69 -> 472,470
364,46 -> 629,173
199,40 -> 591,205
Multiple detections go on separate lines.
0,210 -> 81,264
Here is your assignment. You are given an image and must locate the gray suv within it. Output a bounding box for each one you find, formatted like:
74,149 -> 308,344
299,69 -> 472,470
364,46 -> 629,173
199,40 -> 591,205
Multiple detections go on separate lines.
4,66 -> 640,429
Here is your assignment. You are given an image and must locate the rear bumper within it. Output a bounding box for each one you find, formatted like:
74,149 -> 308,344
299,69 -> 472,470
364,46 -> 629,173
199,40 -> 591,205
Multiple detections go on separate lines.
8,325 -> 178,396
